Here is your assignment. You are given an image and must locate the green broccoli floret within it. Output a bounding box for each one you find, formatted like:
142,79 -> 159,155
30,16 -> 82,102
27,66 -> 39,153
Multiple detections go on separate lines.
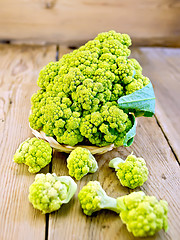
78,182 -> 168,237
29,30 -> 149,147
30,90 -> 83,146
67,147 -> 98,180
28,173 -> 77,214
109,153 -> 148,189
78,181 -> 120,216
80,103 -> 132,147
117,191 -> 168,237
13,138 -> 52,173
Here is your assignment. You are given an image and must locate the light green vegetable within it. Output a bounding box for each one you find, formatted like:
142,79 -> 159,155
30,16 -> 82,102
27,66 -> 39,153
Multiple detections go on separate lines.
78,181 -> 168,237
78,181 -> 120,216
13,137 -> 52,173
109,153 -> 148,189
28,173 -> 77,214
117,191 -> 168,237
67,147 -> 98,180
29,30 -> 153,147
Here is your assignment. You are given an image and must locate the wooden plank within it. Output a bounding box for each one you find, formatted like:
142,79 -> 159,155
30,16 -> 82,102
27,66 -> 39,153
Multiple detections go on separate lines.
48,117 -> 180,240
48,47 -> 180,240
0,44 -> 56,240
0,0 -> 180,46
131,48 -> 180,162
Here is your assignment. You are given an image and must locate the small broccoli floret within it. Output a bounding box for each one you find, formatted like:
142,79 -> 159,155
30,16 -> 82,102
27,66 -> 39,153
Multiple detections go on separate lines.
78,181 -> 120,216
109,153 -> 148,189
37,62 -> 60,89
67,147 -> 98,180
13,138 -> 52,173
117,191 -> 168,237
28,173 -> 77,214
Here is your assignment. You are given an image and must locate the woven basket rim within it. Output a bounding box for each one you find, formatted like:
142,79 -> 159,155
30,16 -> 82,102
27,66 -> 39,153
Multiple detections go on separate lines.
30,125 -> 115,155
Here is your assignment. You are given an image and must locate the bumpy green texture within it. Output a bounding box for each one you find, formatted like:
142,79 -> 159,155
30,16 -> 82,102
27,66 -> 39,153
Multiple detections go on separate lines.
13,138 -> 52,173
78,181 -> 119,216
28,173 -> 77,214
109,153 -> 148,189
79,102 -> 132,147
117,191 -> 168,237
29,30 -> 150,147
67,147 -> 98,180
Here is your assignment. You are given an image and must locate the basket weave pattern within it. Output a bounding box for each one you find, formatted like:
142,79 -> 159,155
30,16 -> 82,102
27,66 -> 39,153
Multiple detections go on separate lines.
30,126 -> 115,155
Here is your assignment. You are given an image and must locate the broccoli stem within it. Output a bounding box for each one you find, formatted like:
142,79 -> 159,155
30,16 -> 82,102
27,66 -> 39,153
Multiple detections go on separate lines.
109,157 -> 124,170
116,196 -> 127,212
89,161 -> 98,173
55,175 -> 77,204
101,195 -> 120,214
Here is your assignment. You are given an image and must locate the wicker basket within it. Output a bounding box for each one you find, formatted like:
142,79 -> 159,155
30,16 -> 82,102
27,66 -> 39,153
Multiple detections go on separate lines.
30,126 -> 115,155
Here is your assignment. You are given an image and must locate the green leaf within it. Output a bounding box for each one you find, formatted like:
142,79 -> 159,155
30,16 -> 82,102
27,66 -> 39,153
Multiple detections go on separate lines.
123,114 -> 136,147
118,82 -> 155,117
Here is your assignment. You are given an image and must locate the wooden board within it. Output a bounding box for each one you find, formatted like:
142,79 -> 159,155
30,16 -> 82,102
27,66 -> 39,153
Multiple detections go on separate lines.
0,44 -> 56,240
0,44 -> 180,239
0,0 -> 180,46
131,48 -> 180,162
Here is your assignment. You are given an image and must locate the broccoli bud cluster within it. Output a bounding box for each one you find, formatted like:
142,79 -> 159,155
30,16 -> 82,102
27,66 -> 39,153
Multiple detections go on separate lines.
117,191 -> 168,237
109,153 -> 149,189
13,138 -> 52,173
28,173 -> 77,214
67,147 -> 98,180
78,181 -> 119,216
29,30 -> 150,147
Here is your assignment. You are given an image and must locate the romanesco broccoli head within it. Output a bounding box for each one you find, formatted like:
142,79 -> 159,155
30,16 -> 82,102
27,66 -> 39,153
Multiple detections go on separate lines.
28,173 -> 77,214
109,153 -> 148,189
29,30 -> 149,147
117,191 -> 168,237
13,138 -> 52,173
78,181 -> 119,216
67,147 -> 98,180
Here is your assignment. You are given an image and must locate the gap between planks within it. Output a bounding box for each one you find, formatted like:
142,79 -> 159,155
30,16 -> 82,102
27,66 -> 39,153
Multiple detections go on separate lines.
44,46 -> 59,240
154,114 -> 180,167
131,47 -> 180,164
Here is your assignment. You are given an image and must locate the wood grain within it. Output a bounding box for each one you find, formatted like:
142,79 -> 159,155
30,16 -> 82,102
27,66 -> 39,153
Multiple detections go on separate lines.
0,0 -> 180,46
0,44 -> 56,240
0,44 -> 180,240
131,48 -> 180,162
48,47 -> 180,240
